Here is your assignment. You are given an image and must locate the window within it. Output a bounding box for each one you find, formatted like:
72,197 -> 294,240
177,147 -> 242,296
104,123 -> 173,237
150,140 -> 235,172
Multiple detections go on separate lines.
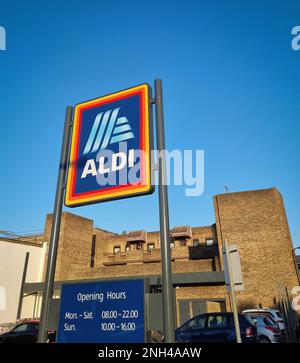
185,316 -> 206,331
129,242 -> 143,251
174,237 -> 187,247
179,238 -> 187,247
211,259 -> 216,271
90,235 -> 96,268
207,315 -> 226,329
228,315 -> 249,328
147,243 -> 155,252
125,245 -> 130,252
205,239 -> 214,247
263,317 -> 274,326
250,316 -> 258,325
12,324 -> 28,333
26,324 -> 39,333
170,242 -> 175,249
114,246 -> 121,254
193,239 -> 200,247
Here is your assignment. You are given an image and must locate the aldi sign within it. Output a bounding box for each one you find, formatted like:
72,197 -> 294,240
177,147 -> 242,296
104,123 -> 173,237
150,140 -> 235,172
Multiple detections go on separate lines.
65,84 -> 154,207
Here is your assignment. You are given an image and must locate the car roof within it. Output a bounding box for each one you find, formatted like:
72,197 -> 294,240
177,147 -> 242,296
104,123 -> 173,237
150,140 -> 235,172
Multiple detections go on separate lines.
250,314 -> 276,322
187,312 -> 245,319
177,312 -> 250,329
247,314 -> 267,319
242,309 -> 278,313
18,320 -> 40,324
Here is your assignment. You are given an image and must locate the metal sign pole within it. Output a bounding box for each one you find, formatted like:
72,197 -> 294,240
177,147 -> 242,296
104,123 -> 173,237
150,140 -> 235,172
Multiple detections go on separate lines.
154,79 -> 175,343
224,239 -> 242,343
38,106 -> 73,343
16,252 -> 30,321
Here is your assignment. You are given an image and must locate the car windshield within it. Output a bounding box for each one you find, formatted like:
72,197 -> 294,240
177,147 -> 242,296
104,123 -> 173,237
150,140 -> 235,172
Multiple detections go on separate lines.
26,324 -> 39,332
12,322 -> 39,333
248,314 -> 277,327
12,324 -> 28,332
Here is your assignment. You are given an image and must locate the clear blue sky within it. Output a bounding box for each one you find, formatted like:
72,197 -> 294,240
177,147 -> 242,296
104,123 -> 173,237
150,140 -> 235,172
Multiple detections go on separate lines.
0,0 -> 299,248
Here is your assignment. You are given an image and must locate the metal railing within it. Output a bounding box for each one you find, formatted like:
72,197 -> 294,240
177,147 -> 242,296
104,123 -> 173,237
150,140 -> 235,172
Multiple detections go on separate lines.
0,230 -> 44,244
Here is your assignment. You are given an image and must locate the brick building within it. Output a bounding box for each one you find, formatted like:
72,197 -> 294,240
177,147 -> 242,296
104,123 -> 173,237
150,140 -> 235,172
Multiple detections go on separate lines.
2,187 -> 299,326
38,187 -> 300,325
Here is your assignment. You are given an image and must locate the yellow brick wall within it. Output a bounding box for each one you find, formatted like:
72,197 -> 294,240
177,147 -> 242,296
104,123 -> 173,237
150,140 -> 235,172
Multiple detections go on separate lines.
43,213 -> 94,280
41,187 -> 299,315
214,187 -> 300,310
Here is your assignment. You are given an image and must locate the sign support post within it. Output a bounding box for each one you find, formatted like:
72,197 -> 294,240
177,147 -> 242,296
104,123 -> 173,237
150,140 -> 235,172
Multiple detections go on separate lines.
38,106 -> 73,343
16,252 -> 30,321
224,239 -> 242,343
154,79 -> 175,343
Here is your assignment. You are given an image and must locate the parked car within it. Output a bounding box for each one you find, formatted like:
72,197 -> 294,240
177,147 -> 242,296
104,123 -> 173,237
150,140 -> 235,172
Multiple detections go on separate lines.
175,312 -> 257,343
242,309 -> 285,333
0,320 -> 56,343
247,314 -> 282,343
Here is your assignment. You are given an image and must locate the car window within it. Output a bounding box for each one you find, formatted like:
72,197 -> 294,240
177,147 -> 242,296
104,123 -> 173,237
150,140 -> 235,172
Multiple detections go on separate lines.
185,316 -> 206,330
228,315 -> 251,328
267,316 -> 277,324
243,315 -> 253,324
275,311 -> 283,319
263,317 -> 274,326
12,324 -> 28,333
207,315 -> 226,329
249,316 -> 257,325
227,316 -> 234,328
26,324 -> 39,332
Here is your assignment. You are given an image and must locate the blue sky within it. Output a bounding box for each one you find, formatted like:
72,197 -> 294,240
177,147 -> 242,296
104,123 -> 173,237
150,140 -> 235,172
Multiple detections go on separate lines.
0,0 -> 299,248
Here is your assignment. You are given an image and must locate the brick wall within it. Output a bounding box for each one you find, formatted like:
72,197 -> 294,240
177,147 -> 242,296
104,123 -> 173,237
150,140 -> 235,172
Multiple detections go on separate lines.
214,187 -> 299,310
43,213 -> 94,280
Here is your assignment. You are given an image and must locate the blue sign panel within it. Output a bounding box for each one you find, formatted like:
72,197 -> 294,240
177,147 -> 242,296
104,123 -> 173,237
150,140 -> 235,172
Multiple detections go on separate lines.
57,279 -> 145,343
65,84 -> 154,207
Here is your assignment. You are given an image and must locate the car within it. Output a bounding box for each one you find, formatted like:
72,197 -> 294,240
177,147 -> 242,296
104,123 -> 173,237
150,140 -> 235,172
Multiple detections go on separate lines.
0,320 -> 56,343
175,312 -> 257,343
242,309 -> 285,333
247,314 -> 282,343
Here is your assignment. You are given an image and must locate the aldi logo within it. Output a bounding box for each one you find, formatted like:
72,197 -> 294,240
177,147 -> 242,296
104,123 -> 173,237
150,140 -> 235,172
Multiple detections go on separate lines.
65,84 -> 154,207
83,107 -> 135,154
